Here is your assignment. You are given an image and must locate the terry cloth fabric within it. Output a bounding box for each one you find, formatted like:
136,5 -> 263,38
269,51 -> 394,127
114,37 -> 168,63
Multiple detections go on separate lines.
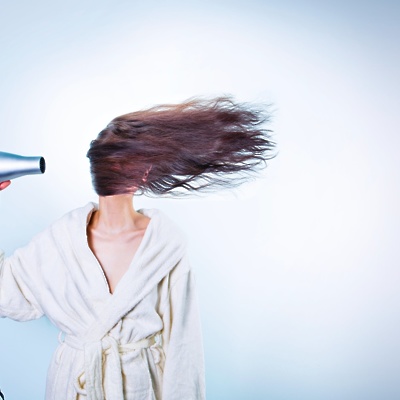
0,203 -> 205,399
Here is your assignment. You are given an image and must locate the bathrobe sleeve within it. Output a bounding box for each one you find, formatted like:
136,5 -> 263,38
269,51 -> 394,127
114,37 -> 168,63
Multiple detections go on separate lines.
0,246 -> 44,321
161,261 -> 206,400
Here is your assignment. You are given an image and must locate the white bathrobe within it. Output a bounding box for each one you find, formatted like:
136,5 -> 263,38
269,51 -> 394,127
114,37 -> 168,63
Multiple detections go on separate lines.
0,203 -> 205,400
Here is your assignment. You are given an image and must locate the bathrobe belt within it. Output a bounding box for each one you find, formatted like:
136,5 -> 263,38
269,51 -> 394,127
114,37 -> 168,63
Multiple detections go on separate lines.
60,333 -> 157,400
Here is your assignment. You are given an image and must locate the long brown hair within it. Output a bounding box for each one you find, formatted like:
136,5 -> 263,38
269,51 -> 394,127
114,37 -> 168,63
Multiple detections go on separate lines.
87,96 -> 275,196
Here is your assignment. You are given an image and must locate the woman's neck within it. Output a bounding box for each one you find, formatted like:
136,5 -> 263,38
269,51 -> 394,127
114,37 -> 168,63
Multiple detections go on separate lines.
91,194 -> 143,234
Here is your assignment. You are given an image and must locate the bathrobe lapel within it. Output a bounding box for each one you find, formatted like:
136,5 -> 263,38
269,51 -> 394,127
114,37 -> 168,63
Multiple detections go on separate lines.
81,207 -> 185,341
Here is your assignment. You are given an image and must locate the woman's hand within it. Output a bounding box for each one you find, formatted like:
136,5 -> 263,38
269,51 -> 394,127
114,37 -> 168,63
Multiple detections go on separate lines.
0,181 -> 11,190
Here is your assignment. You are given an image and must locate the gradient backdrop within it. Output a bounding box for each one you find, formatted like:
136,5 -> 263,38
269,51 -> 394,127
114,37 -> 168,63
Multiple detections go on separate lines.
0,1 -> 399,399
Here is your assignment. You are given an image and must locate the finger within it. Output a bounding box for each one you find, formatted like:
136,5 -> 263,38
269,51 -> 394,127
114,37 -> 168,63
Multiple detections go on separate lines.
0,180 -> 11,191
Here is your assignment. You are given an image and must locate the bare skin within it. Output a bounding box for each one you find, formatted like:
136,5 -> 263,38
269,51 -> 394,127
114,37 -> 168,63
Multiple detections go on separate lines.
87,193 -> 150,294
0,180 -> 11,190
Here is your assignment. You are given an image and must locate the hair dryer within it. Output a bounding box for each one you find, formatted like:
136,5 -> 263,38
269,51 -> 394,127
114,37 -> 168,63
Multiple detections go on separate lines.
0,151 -> 46,181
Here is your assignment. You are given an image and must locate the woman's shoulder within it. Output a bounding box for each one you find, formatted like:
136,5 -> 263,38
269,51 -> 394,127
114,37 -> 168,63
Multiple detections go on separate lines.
138,208 -> 186,239
22,203 -> 97,248
49,202 -> 97,230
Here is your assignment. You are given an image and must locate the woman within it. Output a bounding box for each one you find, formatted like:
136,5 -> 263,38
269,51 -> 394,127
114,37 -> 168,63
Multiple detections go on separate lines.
0,97 -> 275,399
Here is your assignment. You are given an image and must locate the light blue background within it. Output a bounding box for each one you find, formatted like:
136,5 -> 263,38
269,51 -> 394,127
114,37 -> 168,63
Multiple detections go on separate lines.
0,1 -> 399,399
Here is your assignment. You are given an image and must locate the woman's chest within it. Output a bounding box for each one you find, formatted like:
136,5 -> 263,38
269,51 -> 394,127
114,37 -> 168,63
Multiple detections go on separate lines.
88,231 -> 145,294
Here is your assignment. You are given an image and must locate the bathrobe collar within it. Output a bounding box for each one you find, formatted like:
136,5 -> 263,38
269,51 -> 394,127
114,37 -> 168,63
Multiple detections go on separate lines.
74,202 -> 185,340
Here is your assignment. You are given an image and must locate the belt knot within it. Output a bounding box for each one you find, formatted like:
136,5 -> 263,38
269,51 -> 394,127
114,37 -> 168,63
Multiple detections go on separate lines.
59,332 -> 159,400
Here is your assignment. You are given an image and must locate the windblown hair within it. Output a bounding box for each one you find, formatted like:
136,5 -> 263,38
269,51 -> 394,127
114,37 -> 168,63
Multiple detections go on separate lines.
87,96 -> 275,196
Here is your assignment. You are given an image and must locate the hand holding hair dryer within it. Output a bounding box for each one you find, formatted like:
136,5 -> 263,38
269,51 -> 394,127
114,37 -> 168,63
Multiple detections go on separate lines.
0,151 -> 46,181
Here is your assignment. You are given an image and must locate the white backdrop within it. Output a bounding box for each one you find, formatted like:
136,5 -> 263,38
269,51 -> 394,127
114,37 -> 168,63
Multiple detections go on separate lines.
0,1 -> 399,399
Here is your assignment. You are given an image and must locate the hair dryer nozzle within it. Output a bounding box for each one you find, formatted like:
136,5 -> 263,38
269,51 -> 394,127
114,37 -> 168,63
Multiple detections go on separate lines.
0,151 -> 46,181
